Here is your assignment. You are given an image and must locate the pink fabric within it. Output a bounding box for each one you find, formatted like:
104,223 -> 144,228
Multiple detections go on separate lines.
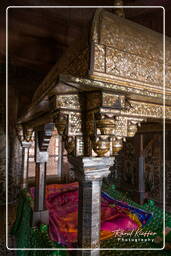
30,183 -> 140,247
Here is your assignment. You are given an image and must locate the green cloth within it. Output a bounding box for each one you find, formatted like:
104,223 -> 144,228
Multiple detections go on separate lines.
100,185 -> 171,255
11,190 -> 68,256
12,188 -> 171,256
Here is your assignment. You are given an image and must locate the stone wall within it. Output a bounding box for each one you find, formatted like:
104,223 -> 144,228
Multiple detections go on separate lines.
108,132 -> 167,204
0,80 -> 22,205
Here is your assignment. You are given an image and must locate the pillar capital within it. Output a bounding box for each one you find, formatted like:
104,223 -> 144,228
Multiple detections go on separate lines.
16,124 -> 33,189
68,156 -> 114,181
16,123 -> 34,146
49,90 -> 145,158
21,141 -> 32,148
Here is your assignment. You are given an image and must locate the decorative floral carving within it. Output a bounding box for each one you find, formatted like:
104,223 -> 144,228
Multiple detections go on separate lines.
65,48 -> 89,78
16,124 -> 34,143
91,9 -> 171,90
69,113 -> 82,135
99,11 -> 167,64
102,93 -> 125,109
122,101 -> 164,118
106,47 -> 162,86
55,94 -> 81,110
93,44 -> 105,72
76,136 -> 84,156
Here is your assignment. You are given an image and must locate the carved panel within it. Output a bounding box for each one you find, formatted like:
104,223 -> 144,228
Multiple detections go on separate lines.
90,9 -> 171,90
76,136 -> 84,156
54,94 -> 81,110
68,112 -> 82,136
86,91 -> 126,111
65,47 -> 89,78
98,100 -> 171,120
106,47 -> 162,86
93,44 -> 105,73
114,116 -> 128,137
99,12 -> 165,63
102,93 -> 125,109
122,101 -> 164,119
50,93 -> 82,111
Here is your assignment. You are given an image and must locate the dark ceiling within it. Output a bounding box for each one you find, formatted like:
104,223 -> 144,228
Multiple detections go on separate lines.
1,0 -> 171,118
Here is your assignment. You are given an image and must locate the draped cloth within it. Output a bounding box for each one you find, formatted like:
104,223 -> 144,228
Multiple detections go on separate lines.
30,182 -> 152,247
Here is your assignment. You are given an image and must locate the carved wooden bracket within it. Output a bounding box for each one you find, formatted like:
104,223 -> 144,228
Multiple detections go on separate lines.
49,90 -> 145,157
16,124 -> 34,145
53,111 -> 68,136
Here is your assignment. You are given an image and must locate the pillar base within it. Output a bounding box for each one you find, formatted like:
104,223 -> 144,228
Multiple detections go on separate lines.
32,210 -> 49,226
133,191 -> 145,205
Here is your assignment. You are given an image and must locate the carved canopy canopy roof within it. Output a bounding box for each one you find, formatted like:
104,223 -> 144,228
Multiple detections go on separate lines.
90,9 -> 171,95
19,9 -> 171,126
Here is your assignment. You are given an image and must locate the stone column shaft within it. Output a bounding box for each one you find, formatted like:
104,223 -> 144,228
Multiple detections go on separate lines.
21,143 -> 31,189
57,135 -> 63,181
35,162 -> 46,211
33,131 -> 50,226
78,180 -> 101,249
137,134 -> 145,205
69,156 -> 114,256
16,125 -> 33,189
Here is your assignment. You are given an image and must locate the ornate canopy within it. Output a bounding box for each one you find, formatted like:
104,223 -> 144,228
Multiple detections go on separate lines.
16,8 -> 171,251
18,9 -> 171,157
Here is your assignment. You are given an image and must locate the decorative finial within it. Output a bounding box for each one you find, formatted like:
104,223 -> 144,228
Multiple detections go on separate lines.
114,0 -> 125,17
16,124 -> 34,144
16,124 -> 24,143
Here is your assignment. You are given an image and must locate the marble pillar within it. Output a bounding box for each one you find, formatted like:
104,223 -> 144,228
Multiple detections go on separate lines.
57,135 -> 63,181
137,134 -> 145,205
69,156 -> 114,256
32,133 -> 49,225
21,141 -> 32,189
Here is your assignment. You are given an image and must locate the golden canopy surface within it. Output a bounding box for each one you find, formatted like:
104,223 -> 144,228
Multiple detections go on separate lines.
90,9 -> 171,95
20,9 -> 171,126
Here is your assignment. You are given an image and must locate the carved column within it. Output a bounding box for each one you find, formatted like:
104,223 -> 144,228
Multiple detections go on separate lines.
21,142 -> 32,189
69,157 -> 114,255
16,124 -> 33,189
33,123 -> 54,226
57,134 -> 63,181
137,134 -> 145,205
49,90 -> 145,255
